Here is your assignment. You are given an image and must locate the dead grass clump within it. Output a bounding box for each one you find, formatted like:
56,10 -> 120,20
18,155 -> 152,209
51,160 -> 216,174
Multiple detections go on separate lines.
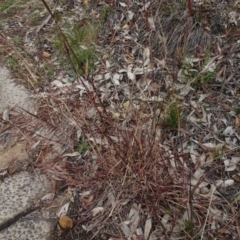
30,1 -> 238,239
62,94 -> 214,239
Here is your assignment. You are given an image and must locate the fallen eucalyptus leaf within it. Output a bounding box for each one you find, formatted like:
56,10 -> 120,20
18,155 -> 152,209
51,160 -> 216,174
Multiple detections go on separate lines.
3,109 -> 9,121
56,202 -> 70,217
59,215 -> 73,229
92,207 -> 104,216
144,214 -> 152,240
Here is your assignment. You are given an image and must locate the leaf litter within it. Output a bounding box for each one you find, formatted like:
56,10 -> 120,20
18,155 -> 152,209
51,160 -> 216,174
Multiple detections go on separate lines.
1,0 -> 240,239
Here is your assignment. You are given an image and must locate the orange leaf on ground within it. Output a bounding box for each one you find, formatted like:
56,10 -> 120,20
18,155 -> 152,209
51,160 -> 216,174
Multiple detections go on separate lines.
59,215 -> 73,229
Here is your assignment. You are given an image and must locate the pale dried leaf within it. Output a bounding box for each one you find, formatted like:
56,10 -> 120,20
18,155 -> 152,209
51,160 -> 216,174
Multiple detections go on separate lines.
200,186 -> 210,194
199,94 -> 209,102
119,2 -> 127,7
43,51 -> 51,58
79,190 -> 91,197
190,100 -> 198,108
110,135 -> 120,142
190,146 -> 199,164
56,202 -> 70,217
41,193 -> 54,201
128,204 -> 140,233
108,192 -> 116,208
172,223 -> 182,233
148,17 -> 155,30
179,83 -> 194,96
143,47 -> 150,60
76,81 -> 93,91
122,23 -> 129,29
144,215 -> 152,240
229,11 -> 238,25
220,179 -> 234,188
88,137 -> 106,145
120,221 -> 131,239
92,207 -> 104,216
144,58 -> 150,67
86,107 -> 97,119
66,188 -> 74,202
149,229 -> 163,240
112,73 -> 121,85
224,159 -> 237,171
80,45 -> 88,50
127,66 -> 136,82
120,199 -> 130,206
193,168 -> 205,180
3,109 -> 9,121
32,140 -> 40,149
223,126 -> 235,136
202,142 -> 224,150
127,10 -> 134,21
201,56 -> 220,74
105,72 -> 111,80
113,112 -> 120,119
94,74 -> 103,81
154,58 -> 166,68
119,68 -> 127,73
63,152 -> 80,157
83,0 -> 89,6
122,101 -> 132,112
199,153 -> 206,166
140,1 -> 151,11
161,214 -> 170,226
225,164 -> 236,171
52,80 -> 71,88
200,184 -> 217,198
135,66 -> 154,75
209,207 -> 229,221
215,179 -> 223,187
235,117 -> 240,127
106,60 -> 111,68
232,156 -> 240,162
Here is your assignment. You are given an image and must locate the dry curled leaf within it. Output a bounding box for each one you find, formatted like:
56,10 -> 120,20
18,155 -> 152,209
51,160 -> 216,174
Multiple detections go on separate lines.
122,101 -> 132,112
232,174 -> 240,182
92,207 -> 104,216
3,109 -> 9,121
59,215 -> 73,229
83,0 -> 89,6
43,51 -> 51,58
56,202 -> 70,217
235,117 -> 240,127
144,214 -> 152,240
113,112 -> 120,119
122,23 -> 129,29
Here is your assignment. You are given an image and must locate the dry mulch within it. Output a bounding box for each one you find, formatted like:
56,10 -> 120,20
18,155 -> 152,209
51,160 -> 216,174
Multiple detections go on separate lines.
1,0 -> 240,239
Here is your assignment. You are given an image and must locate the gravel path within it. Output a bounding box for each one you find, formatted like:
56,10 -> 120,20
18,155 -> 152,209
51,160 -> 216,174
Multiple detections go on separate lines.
0,67 -> 55,239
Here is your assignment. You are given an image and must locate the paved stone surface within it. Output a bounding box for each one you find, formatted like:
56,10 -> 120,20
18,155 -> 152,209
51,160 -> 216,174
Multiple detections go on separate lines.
0,67 -> 36,113
0,66 -> 57,239
0,171 -> 55,239
0,217 -> 54,240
